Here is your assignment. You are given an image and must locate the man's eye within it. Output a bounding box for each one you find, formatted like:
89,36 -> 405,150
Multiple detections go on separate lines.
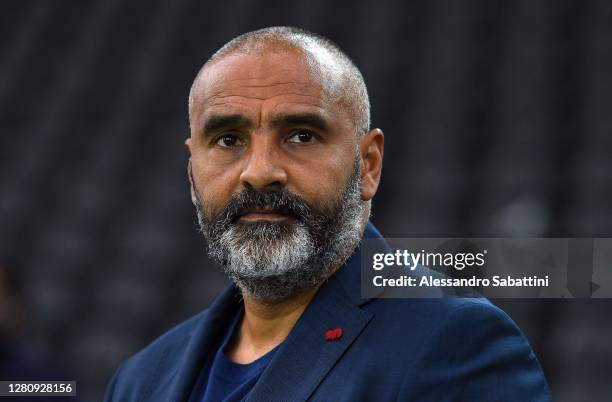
287,130 -> 315,144
215,134 -> 243,148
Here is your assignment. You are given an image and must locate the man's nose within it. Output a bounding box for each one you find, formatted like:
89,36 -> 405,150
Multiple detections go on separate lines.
239,137 -> 287,191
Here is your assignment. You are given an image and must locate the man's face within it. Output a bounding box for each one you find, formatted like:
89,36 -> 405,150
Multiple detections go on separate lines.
188,49 -> 359,220
186,48 -> 366,301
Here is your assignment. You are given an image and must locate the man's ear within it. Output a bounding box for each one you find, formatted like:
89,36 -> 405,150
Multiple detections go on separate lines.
359,128 -> 384,201
187,160 -> 198,205
185,138 -> 197,205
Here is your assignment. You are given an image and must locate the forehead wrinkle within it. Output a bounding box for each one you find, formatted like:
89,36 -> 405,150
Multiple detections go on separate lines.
207,91 -> 324,104
196,80 -> 323,112
267,101 -> 326,110
198,53 -> 324,95
207,72 -> 312,86
213,82 -> 321,91
266,102 -> 327,118
201,55 -> 316,86
205,85 -> 322,101
203,76 -> 323,97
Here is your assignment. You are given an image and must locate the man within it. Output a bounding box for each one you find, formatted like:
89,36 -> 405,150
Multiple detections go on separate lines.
105,27 -> 551,401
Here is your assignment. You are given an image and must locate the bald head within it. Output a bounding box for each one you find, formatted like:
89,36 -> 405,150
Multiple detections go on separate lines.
188,26 -> 370,137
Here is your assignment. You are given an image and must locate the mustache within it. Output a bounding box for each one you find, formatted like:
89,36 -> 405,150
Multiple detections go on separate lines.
215,186 -> 313,224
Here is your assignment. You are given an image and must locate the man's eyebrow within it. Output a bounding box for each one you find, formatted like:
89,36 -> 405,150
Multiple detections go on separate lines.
270,112 -> 329,131
202,114 -> 253,134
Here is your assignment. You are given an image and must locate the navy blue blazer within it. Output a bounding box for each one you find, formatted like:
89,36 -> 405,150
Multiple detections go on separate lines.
105,222 -> 551,401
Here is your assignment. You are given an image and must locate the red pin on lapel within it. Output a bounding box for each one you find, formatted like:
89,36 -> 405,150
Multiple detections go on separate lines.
324,327 -> 343,341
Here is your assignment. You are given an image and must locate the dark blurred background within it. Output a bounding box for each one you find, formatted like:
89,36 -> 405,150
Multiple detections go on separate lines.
1,0 -> 611,400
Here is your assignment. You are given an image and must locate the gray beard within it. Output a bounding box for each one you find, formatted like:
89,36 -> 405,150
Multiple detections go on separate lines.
195,159 -> 365,302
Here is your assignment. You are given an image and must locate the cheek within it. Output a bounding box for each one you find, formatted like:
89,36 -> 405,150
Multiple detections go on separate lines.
191,155 -> 240,208
288,152 -> 355,208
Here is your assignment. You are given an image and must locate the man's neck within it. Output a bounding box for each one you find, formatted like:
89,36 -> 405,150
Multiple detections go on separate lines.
225,284 -> 322,364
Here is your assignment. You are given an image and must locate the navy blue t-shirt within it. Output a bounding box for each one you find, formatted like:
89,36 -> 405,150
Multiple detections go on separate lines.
190,306 -> 279,402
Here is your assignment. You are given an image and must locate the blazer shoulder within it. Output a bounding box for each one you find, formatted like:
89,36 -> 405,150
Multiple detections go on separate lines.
395,297 -> 552,401
369,291 -> 501,327
385,296 -> 533,353
131,308 -> 209,366
104,308 -> 210,401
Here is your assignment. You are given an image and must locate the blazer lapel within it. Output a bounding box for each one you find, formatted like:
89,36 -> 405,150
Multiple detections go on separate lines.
246,222 -> 385,402
246,278 -> 373,402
